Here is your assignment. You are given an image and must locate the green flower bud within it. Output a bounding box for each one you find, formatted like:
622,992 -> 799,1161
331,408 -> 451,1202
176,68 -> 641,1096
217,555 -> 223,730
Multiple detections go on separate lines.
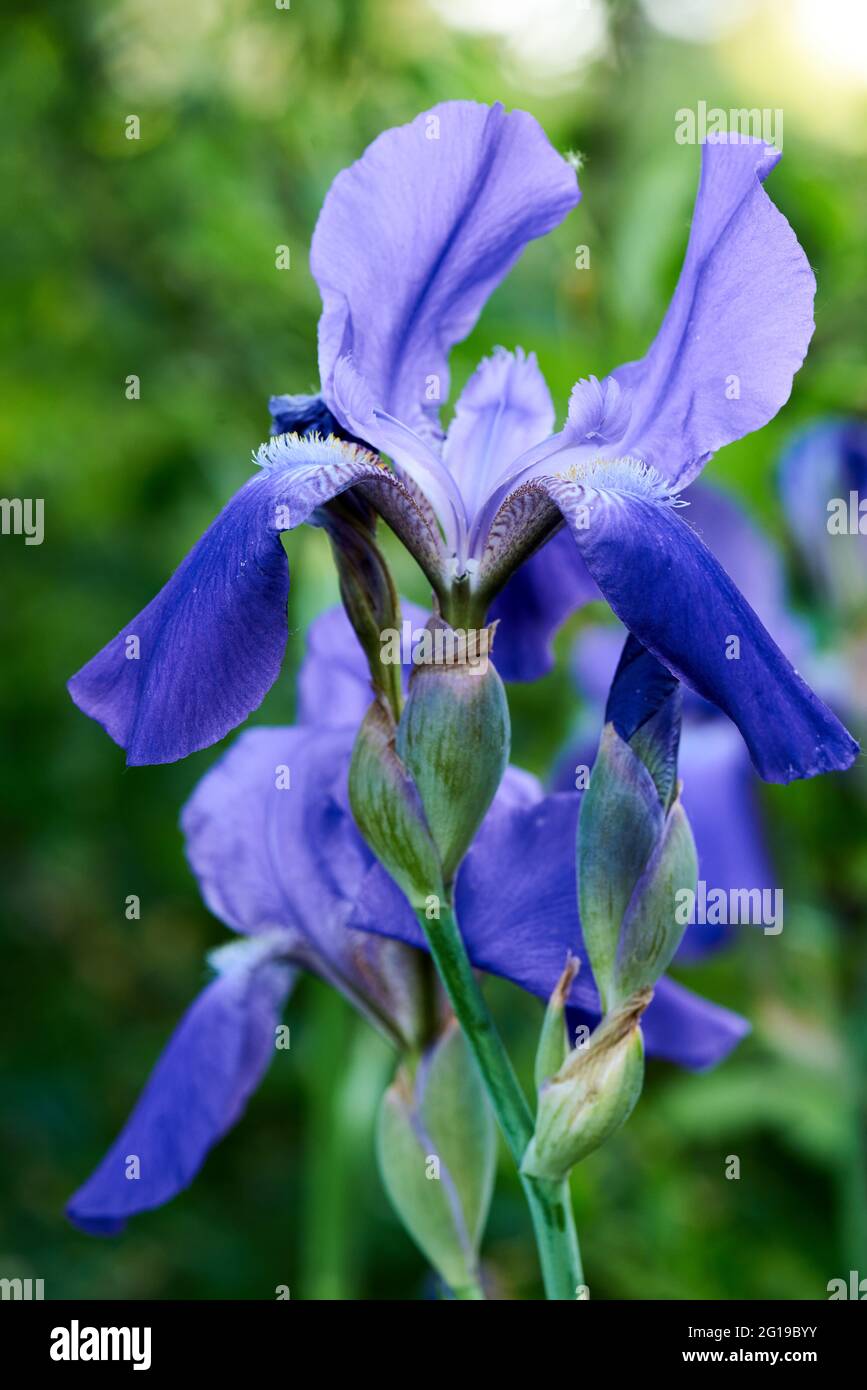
533,954 -> 577,1090
349,617 -> 509,910
613,795 -> 697,1005
322,495 -> 403,718
396,617 -> 509,886
578,723 -> 697,1010
376,1020 -> 496,1298
521,989 -> 651,1183
349,698 -> 445,911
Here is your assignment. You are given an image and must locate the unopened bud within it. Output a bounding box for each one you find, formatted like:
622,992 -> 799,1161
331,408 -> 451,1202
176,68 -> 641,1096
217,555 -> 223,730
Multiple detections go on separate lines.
578,636 -> 697,1010
349,699 -> 444,911
376,1020 -> 495,1296
521,989 -> 650,1182
396,617 -> 509,885
322,494 -> 403,717
534,954 -> 578,1090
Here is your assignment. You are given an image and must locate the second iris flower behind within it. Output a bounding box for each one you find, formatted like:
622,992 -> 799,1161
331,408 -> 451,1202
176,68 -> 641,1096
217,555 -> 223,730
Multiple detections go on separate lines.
66,604 -> 748,1235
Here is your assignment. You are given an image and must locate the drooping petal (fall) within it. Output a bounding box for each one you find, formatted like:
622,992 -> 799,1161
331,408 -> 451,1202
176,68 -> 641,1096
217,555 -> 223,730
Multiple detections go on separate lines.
535,472 -> 858,782
67,936 -> 295,1235
68,436 -> 396,765
182,724 -> 426,1047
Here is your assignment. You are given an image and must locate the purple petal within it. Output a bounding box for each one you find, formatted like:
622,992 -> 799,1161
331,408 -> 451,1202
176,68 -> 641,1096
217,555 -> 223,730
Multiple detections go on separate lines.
489,528 -> 599,682
349,775 -> 748,1069
779,418 -> 867,610
297,600 -> 429,729
183,724 -> 368,949
443,348 -> 554,520
67,941 -> 294,1234
540,475 -> 858,782
611,137 -> 815,489
683,483 -> 806,659
68,437 -> 393,765
312,101 -> 579,438
566,375 -> 632,445
182,724 -> 425,1045
676,717 -> 774,958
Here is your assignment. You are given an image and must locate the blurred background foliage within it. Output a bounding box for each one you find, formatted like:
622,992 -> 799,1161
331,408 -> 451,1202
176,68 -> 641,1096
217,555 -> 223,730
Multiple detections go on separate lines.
1,0 -> 866,1299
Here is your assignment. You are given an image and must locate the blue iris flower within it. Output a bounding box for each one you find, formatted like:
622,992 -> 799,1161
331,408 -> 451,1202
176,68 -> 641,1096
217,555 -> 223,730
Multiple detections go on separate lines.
67,100 -> 856,782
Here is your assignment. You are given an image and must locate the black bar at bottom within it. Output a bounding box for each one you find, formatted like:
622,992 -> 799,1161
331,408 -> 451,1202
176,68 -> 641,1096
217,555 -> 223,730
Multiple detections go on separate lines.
1,1298 -> 864,1373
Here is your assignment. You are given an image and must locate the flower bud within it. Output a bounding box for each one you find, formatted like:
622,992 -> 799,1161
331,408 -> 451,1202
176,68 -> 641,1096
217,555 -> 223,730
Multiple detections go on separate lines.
533,954 -> 577,1090
349,698 -> 445,911
396,617 -> 509,886
321,493 -> 403,718
578,636 -> 697,1010
521,988 -> 650,1183
376,1020 -> 495,1297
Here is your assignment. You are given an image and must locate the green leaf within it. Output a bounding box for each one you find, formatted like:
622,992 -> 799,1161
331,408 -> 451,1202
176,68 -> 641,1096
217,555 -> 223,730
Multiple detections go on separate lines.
376,1022 -> 496,1294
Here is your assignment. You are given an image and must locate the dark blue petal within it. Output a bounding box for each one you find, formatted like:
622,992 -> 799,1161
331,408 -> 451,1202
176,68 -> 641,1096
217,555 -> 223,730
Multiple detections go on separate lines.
683,482 -> 808,661
68,438 -> 392,765
268,393 -> 341,438
67,945 -> 294,1235
605,633 -> 680,743
542,476 -> 859,782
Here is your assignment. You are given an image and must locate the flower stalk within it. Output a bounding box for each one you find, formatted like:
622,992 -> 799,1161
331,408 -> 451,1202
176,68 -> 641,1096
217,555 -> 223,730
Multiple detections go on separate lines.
415,899 -> 584,1299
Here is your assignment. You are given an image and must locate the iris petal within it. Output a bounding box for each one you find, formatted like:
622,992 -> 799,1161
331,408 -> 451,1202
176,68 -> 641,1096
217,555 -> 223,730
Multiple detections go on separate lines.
610,136 -> 816,488
444,347 -> 555,523
68,437 -> 394,765
182,724 -> 426,1046
312,100 -> 579,439
67,939 -> 295,1235
537,474 -> 858,783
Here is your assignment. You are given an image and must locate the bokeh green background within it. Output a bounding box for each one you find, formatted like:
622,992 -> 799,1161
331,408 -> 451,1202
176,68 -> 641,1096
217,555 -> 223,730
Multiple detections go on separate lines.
2,0 -> 866,1299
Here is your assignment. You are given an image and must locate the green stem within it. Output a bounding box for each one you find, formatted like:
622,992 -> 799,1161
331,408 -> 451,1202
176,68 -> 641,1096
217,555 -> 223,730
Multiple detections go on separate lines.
522,1175 -> 584,1299
417,903 -> 584,1298
452,1281 -> 487,1300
